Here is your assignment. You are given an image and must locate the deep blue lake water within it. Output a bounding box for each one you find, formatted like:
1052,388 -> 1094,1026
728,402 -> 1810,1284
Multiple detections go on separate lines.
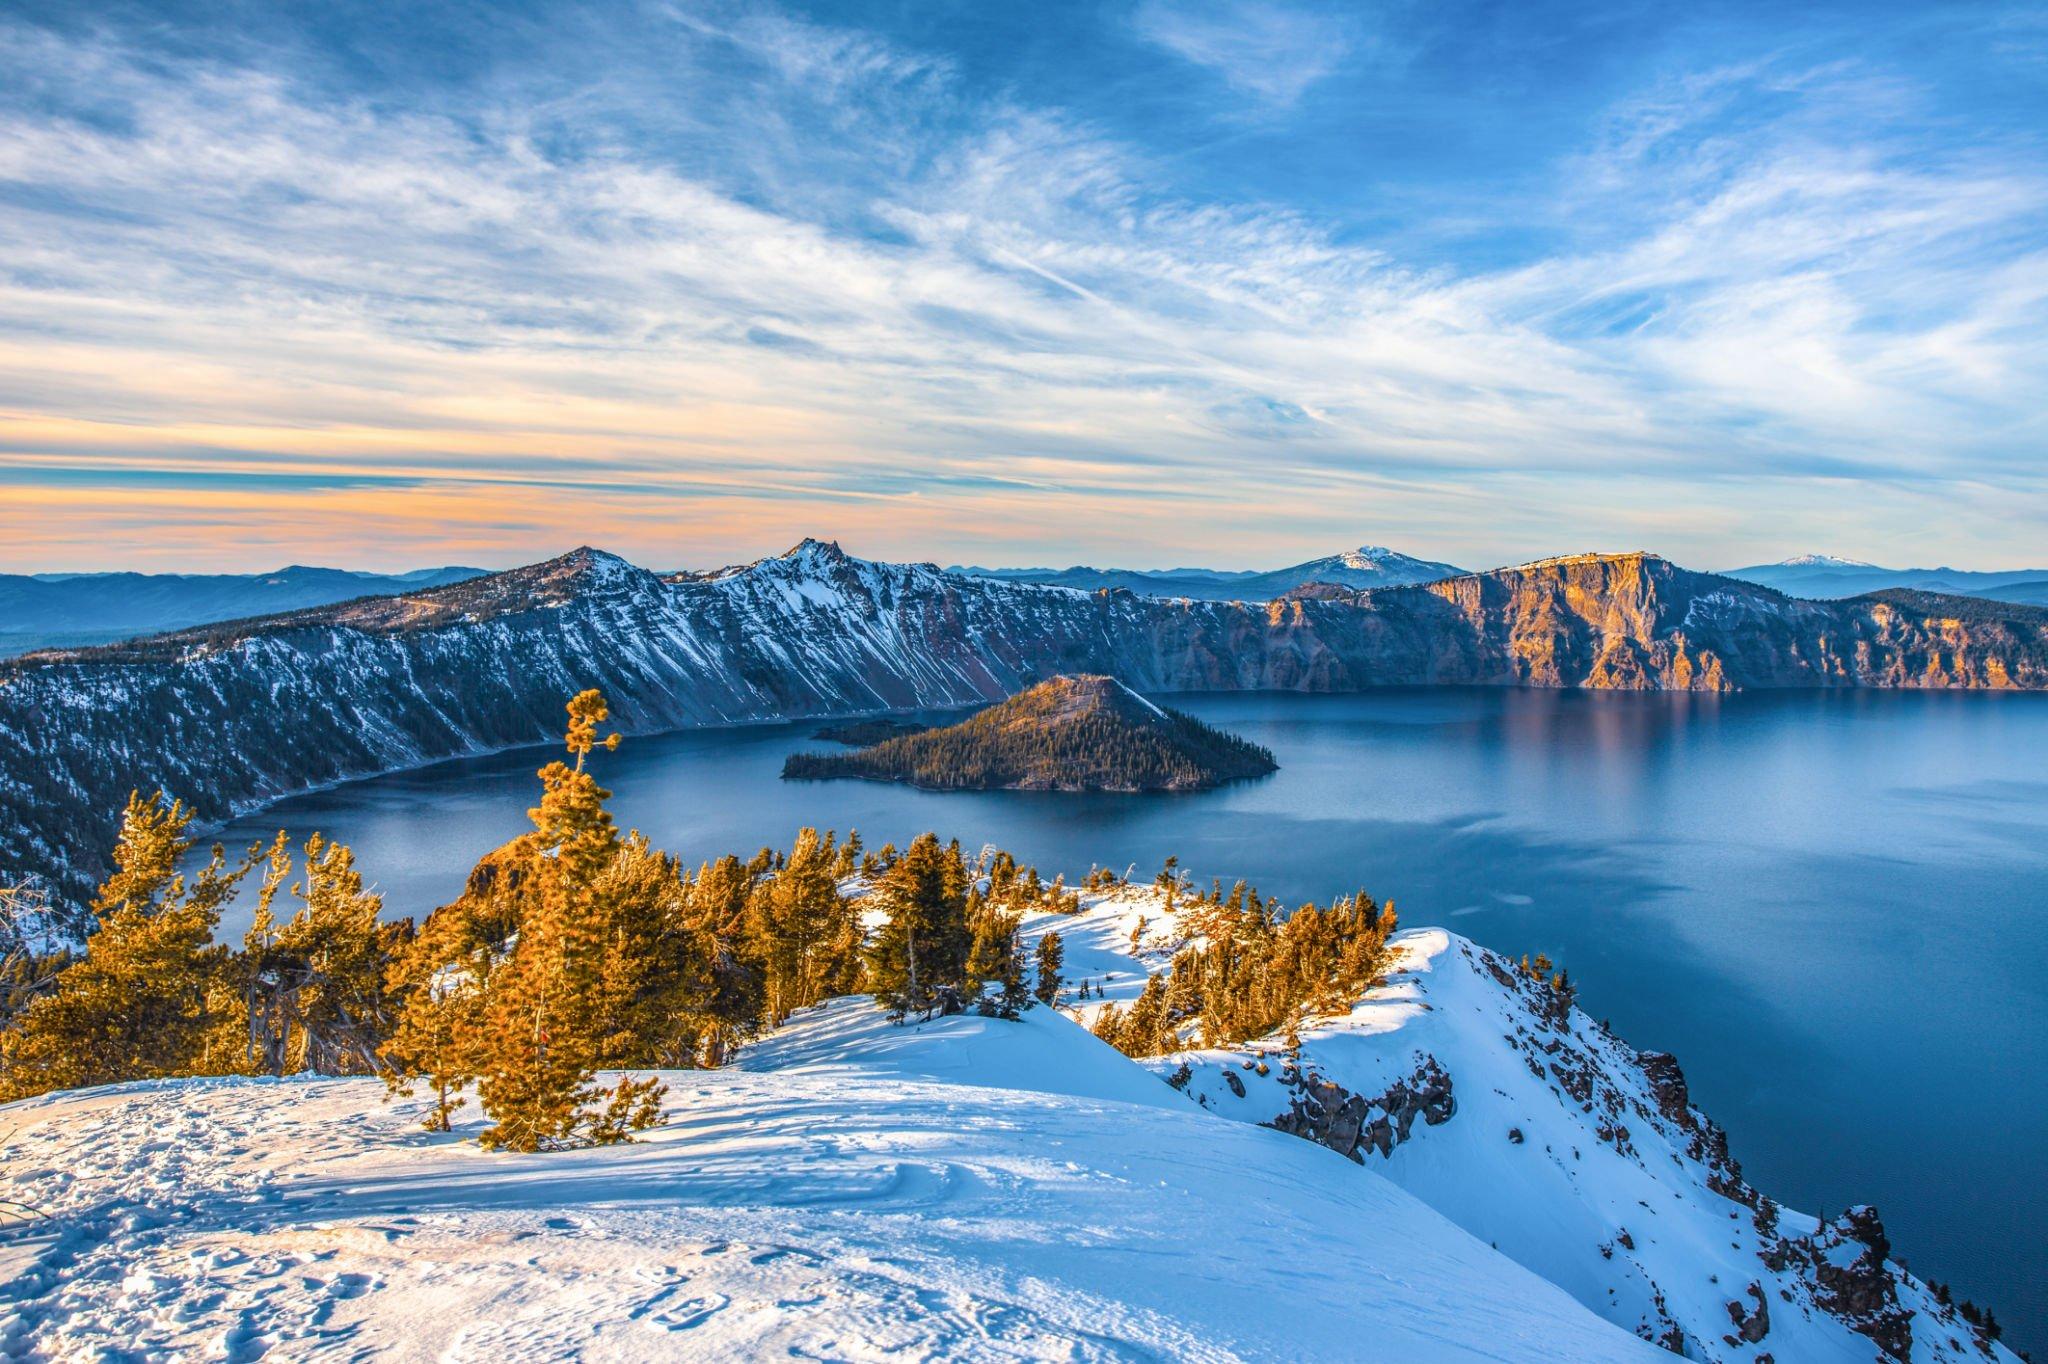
209,688 -> 2048,1349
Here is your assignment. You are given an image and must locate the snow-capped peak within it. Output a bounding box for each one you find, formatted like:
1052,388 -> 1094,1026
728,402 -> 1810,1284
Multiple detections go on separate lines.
1778,554 -> 1876,568
1338,545 -> 1403,569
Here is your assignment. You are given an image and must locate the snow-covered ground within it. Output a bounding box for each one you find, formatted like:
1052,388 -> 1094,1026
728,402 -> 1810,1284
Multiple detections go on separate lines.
2,997 -> 1658,1361
1019,886 -> 2018,1364
0,881 -> 2016,1362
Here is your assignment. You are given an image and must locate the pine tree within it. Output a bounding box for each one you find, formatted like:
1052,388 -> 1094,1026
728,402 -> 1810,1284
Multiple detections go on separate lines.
1121,974 -> 1171,1056
1,792 -> 252,1101
748,827 -> 852,1027
1033,931 -> 1065,1006
966,906 -> 1027,1018
467,691 -> 666,1151
241,834 -> 392,1076
864,833 -> 970,1019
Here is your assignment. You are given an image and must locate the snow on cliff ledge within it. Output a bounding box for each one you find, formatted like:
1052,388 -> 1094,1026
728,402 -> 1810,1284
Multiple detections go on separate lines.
1019,891 -> 2016,1364
1,999 -> 1654,1362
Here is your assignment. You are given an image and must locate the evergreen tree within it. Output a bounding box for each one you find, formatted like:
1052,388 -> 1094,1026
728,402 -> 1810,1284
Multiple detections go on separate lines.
241,834 -> 393,1076
966,905 -> 1028,1018
1,793 -> 252,1100
864,833 -> 971,1019
748,827 -> 854,1027
468,691 -> 665,1151
1033,931 -> 1065,1006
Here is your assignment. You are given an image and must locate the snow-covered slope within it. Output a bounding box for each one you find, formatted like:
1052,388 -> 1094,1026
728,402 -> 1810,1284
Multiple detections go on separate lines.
0,999 -> 1659,1362
1018,889 -> 2019,1364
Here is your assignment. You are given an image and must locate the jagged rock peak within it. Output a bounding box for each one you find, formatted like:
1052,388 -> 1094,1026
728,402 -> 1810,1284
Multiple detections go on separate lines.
779,537 -> 849,565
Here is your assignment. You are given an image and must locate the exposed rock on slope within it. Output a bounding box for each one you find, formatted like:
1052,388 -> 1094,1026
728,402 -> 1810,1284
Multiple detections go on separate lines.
3,541 -> 2043,907
782,674 -> 1276,791
1018,889 -> 2018,1364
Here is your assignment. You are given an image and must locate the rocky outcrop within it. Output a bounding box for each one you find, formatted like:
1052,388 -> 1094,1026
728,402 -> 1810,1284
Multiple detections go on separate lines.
4,543 -> 2044,907
1774,1206 -> 1916,1362
1267,1056 -> 1456,1161
1136,922 -> 2019,1364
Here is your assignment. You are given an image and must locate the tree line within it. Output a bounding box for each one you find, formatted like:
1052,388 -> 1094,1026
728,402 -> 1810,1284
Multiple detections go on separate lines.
1089,872 -> 1399,1058
0,689 -> 1400,1152
0,692 -> 1093,1150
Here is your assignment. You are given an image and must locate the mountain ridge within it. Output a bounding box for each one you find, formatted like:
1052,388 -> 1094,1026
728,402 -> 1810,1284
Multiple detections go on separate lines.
1018,887 -> 2020,1364
955,543 -> 1467,599
0,563 -> 488,658
4,542 -> 2044,910
1725,555 -> 2048,604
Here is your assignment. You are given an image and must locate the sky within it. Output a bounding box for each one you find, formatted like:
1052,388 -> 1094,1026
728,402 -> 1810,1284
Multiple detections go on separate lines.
0,0 -> 2044,575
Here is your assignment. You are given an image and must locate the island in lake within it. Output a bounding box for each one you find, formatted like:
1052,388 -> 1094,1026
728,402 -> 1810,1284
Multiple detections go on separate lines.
782,674 -> 1278,792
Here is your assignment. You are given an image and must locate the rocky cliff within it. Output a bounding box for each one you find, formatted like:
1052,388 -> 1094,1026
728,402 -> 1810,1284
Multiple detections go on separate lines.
1019,889 -> 2020,1364
3,541 -> 2043,909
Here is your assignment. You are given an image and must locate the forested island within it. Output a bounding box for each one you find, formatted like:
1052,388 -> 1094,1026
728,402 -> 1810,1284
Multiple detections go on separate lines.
781,674 -> 1277,793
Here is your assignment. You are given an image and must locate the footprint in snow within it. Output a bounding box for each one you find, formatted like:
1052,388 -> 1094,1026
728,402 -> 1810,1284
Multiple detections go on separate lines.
647,1292 -> 729,1332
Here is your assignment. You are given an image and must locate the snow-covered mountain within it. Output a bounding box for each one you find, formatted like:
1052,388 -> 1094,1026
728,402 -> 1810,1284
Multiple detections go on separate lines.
4,541 -> 2044,914
1,994 -> 1659,1362
1724,557 -> 2048,604
1017,887 -> 2019,1364
957,544 -> 1468,598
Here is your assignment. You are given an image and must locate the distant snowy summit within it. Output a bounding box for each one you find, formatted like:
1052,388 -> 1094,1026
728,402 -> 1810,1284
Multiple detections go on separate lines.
1774,554 -> 1878,568
955,543 -> 1467,600
1725,553 -> 2048,604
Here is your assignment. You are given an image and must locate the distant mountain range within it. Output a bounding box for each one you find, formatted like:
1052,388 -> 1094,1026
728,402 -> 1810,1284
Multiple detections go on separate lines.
4,539 -> 2044,912
953,545 -> 1467,599
1724,555 -> 2048,605
0,564 -> 488,657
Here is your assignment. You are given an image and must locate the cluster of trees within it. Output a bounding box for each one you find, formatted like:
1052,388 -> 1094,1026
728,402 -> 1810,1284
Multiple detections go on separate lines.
783,677 -> 1277,793
1091,877 -> 1398,1058
0,686 -> 1407,1153
0,691 -> 1084,1151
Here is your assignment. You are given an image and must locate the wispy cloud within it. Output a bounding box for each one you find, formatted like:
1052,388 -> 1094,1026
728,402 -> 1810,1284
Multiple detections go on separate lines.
1128,0 -> 1356,108
0,3 -> 2042,573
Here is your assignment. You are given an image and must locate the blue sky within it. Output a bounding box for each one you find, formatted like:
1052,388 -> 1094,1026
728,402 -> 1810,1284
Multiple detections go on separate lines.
0,0 -> 2043,572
